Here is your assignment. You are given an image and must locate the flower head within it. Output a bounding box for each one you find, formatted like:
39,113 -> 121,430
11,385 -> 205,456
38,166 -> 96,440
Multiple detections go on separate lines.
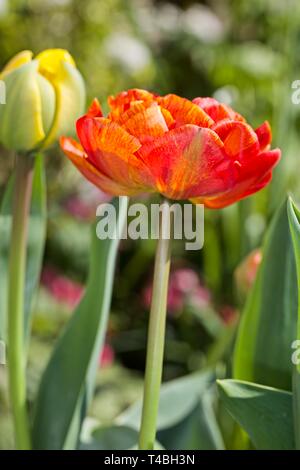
60,89 -> 280,208
0,49 -> 85,152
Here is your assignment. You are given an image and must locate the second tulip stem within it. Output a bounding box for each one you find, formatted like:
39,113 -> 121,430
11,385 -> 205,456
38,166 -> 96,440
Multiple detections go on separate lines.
8,154 -> 33,450
139,200 -> 172,450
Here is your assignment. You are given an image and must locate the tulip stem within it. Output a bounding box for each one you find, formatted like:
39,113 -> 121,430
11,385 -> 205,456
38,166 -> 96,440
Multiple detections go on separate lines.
8,154 -> 33,450
139,200 -> 172,450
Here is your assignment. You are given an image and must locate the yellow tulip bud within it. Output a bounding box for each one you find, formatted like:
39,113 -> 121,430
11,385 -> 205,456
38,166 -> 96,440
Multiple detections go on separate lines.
0,49 -> 85,152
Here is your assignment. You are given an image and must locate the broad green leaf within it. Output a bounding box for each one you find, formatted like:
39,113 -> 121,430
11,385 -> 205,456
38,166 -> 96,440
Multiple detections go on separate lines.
287,197 -> 300,367
234,199 -> 297,391
293,370 -> 300,450
32,197 -> 128,450
119,370 -> 213,430
81,425 -> 139,450
217,379 -> 295,450
119,370 -> 224,450
287,197 -> 300,449
157,389 -> 224,450
0,154 -> 46,345
80,424 -> 164,450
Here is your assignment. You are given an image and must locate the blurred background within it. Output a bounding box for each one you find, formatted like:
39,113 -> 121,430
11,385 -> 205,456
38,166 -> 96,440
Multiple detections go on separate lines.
0,0 -> 300,449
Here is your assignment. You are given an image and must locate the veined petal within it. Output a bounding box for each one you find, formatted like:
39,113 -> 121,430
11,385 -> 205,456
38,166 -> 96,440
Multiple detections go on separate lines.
115,103 -> 169,143
60,136 -> 140,196
76,116 -> 155,190
158,94 -> 214,128
137,125 -> 235,199
108,88 -> 156,114
197,173 -> 272,209
193,97 -> 245,123
194,149 -> 281,209
87,98 -> 103,117
212,120 -> 260,161
255,121 -> 272,151
160,107 -> 176,129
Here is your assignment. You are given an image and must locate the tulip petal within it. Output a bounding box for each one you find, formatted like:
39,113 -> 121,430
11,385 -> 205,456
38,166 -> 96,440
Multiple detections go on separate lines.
87,98 -> 103,118
0,61 -> 47,151
108,88 -> 156,116
193,97 -> 245,123
60,136 -> 140,196
137,124 -> 235,199
160,107 -> 176,129
194,149 -> 281,209
158,94 -> 214,128
115,103 -> 169,143
212,120 -> 260,161
255,121 -> 272,151
0,50 -> 33,79
36,49 -> 76,83
40,58 -> 86,149
76,116 -> 155,191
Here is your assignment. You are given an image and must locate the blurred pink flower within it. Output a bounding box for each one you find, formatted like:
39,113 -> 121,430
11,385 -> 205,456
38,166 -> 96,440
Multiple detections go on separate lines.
143,267 -> 211,316
99,343 -> 115,368
41,266 -> 84,309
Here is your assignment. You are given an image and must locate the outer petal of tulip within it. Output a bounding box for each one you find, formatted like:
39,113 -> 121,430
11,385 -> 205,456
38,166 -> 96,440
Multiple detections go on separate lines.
255,121 -> 272,151
212,120 -> 260,161
194,149 -> 281,208
60,136 -> 141,196
76,115 -> 155,191
36,49 -> 86,149
0,61 -> 55,151
137,125 -> 235,200
0,50 -> 33,79
158,94 -> 214,128
86,98 -> 103,118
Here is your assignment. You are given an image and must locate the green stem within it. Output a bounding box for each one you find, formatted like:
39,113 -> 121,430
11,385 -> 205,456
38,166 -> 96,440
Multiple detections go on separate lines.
8,154 -> 33,450
139,200 -> 172,450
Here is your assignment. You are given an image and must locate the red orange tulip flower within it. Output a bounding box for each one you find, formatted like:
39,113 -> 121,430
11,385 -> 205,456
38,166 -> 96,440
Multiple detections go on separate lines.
60,88 -> 281,451
61,89 -> 280,208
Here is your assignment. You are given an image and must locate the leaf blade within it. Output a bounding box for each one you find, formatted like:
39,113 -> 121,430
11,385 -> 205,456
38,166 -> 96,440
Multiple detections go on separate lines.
217,379 -> 295,450
234,199 -> 297,390
32,196 -> 128,450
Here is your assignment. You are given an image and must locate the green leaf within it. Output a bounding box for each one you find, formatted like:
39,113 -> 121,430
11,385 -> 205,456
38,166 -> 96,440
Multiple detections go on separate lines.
0,154 -> 46,345
157,390 -> 224,450
80,424 -> 164,450
287,197 -> 300,367
287,197 -> 300,449
217,379 -> 295,450
234,199 -> 298,390
119,370 -> 224,450
119,370 -> 212,430
32,197 -> 128,450
81,425 -> 139,450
